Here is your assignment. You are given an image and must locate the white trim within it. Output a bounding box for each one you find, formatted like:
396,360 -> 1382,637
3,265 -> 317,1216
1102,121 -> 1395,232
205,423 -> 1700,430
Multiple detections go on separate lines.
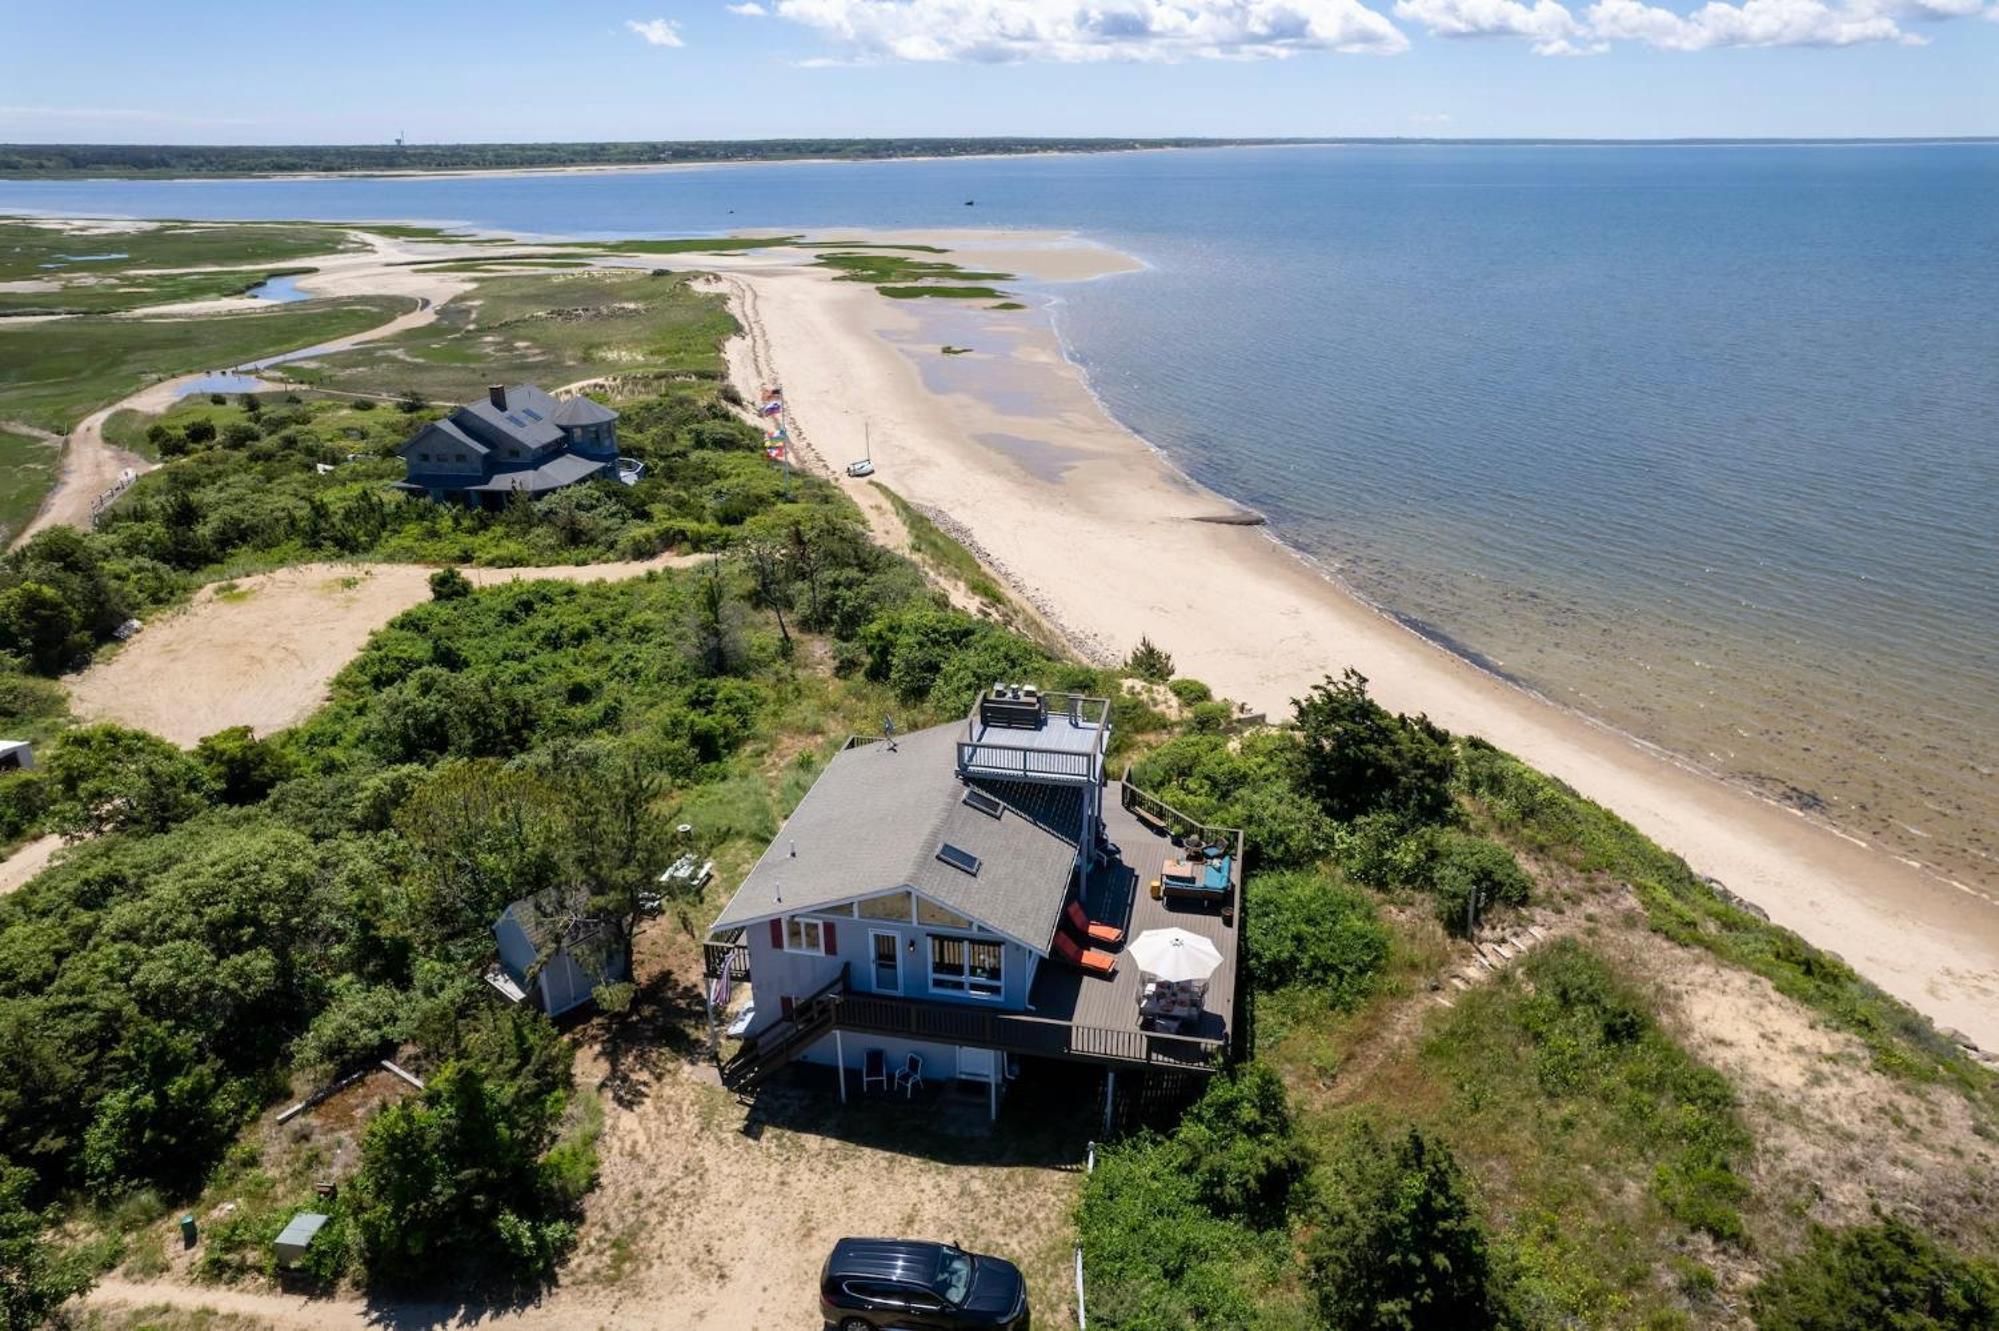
717,884 -> 1048,957
868,928 -> 903,995
927,932 -> 1005,1001
782,915 -> 827,956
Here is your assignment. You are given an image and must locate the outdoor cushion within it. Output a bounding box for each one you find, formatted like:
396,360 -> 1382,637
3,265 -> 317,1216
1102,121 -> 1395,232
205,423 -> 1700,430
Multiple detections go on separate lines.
1052,930 -> 1116,976
1064,900 -> 1124,946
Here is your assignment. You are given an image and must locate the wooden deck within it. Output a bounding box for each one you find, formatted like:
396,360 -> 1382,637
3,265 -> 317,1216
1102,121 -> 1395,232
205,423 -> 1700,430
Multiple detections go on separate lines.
1026,783 -> 1239,1048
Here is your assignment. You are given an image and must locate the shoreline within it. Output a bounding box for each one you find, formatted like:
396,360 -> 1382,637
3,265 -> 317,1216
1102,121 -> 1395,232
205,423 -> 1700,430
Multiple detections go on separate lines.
696,233 -> 1999,1050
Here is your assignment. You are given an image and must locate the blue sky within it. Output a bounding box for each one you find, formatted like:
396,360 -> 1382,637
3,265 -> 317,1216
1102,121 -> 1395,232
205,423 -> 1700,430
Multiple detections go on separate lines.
3,0 -> 1995,141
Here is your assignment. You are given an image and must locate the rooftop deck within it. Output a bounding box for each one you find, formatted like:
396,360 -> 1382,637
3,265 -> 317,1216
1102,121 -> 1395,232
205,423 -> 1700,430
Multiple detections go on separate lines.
1026,782 -> 1240,1048
955,689 -> 1109,787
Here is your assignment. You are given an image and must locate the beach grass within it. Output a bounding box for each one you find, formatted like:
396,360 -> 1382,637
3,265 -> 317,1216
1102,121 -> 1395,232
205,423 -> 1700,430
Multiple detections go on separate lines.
0,219 -> 359,314
813,251 -> 1015,302
871,481 -> 1009,606
0,297 -> 415,433
281,269 -> 734,402
0,425 -> 59,543
542,235 -> 802,255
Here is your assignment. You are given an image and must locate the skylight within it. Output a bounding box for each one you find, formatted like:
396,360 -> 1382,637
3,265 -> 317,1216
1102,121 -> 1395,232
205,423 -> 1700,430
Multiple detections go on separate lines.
962,789 -> 1004,819
520,408 -> 543,421
936,843 -> 981,876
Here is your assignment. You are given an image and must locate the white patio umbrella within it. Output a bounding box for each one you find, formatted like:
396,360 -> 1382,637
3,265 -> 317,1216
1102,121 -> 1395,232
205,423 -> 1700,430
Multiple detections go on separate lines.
1128,928 -> 1224,984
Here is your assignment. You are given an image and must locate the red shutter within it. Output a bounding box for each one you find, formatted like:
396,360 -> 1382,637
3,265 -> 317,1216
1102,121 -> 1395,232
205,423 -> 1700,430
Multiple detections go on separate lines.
770,918 -> 784,949
822,921 -> 838,954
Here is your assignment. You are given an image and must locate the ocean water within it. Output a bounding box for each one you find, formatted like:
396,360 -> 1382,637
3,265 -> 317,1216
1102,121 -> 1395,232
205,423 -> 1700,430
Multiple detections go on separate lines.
5,144 -> 1995,888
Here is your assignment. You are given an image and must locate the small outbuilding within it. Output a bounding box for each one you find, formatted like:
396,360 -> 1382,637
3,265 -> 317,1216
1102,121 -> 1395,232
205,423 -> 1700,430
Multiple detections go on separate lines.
274,1212 -> 330,1269
487,886 -> 630,1018
0,740 -> 31,772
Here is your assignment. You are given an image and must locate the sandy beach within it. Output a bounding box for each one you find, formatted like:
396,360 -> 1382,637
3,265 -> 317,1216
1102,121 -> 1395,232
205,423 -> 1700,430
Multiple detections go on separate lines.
686,230 -> 1999,1051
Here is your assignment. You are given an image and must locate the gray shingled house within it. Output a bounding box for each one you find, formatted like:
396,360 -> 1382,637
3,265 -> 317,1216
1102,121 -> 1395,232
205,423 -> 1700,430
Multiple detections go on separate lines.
394,384 -> 621,508
704,687 -> 1245,1119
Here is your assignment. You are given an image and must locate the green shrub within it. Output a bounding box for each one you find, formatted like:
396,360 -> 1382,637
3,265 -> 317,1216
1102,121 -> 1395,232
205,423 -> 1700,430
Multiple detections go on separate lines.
1750,1219 -> 1999,1331
1126,635 -> 1174,683
1244,870 -> 1390,1009
1167,677 -> 1213,706
1170,1064 -> 1311,1227
1425,829 -> 1532,937
428,567 -> 471,600
1130,731 -> 1333,870
1308,1121 -> 1514,1331
1294,669 -> 1456,824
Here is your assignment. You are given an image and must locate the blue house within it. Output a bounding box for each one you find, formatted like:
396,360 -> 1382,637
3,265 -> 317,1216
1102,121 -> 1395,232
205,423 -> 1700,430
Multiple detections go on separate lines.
704,686 -> 1245,1118
394,384 -> 621,509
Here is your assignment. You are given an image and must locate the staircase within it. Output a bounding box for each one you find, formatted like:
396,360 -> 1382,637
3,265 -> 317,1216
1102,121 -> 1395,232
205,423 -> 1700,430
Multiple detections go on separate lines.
719,964 -> 848,1095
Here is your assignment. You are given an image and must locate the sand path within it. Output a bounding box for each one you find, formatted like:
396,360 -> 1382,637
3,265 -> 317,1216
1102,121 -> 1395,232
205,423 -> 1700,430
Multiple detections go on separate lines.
65,554 -> 711,746
9,235 -> 466,550
711,248 -> 1999,1052
0,834 -> 64,897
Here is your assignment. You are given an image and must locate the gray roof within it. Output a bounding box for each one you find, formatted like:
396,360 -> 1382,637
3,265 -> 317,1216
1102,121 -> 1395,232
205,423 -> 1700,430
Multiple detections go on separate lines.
466,453 -> 609,494
453,385 -> 566,453
710,722 -> 1084,951
501,887 -> 611,959
552,394 -> 619,427
396,417 -> 487,460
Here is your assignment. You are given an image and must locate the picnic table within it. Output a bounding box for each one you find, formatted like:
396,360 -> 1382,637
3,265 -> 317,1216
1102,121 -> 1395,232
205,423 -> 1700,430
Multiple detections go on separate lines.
1139,979 -> 1205,1033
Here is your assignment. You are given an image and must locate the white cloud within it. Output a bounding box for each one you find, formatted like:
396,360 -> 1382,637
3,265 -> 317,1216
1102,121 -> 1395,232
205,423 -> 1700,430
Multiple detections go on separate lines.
1394,0 -> 1999,49
625,17 -> 687,45
727,1 -> 769,12
1586,0 -> 1906,47
1393,0 -> 1594,49
768,0 -> 1410,60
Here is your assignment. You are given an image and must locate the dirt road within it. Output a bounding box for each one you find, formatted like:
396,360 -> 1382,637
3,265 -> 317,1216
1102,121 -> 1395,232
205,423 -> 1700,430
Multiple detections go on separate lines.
65,554 -> 711,746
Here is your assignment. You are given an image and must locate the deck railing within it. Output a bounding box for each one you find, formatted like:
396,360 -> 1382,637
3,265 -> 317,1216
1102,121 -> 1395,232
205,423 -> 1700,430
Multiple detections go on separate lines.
956,740 -> 1099,783
702,929 -> 751,984
1119,771 -> 1247,922
828,990 -> 1224,1070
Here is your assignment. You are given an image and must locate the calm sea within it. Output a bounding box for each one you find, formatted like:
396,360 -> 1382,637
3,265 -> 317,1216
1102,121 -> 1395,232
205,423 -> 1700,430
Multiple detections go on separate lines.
5,144 -> 1995,888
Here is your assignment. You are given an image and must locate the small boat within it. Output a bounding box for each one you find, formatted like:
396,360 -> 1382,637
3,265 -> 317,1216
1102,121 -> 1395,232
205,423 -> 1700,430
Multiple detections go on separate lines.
845,422 -> 875,477
845,458 -> 875,478
615,457 -> 646,486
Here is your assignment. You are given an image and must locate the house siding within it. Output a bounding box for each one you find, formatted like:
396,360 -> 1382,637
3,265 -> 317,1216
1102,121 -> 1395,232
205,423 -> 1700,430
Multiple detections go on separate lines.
741,901 -> 1039,1037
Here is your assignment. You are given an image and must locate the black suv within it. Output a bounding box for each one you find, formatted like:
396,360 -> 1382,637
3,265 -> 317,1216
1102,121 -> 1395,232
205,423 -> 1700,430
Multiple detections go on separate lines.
820,1237 -> 1030,1330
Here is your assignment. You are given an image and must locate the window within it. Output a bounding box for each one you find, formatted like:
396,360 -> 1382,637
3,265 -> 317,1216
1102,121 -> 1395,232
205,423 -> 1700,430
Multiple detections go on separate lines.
930,935 -> 1003,998
915,896 -> 973,929
962,788 -> 1004,819
858,892 -> 912,922
936,843 -> 981,876
418,452 -> 430,462
783,916 -> 825,955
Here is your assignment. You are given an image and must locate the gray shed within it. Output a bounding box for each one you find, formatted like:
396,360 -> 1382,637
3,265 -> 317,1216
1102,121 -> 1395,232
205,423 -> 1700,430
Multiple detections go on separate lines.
0,740 -> 31,772
274,1212 -> 330,1268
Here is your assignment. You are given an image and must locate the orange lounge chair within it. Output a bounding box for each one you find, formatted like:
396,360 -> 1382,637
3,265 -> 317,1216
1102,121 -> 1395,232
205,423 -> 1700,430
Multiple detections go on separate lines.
1052,931 -> 1117,977
1064,900 -> 1124,947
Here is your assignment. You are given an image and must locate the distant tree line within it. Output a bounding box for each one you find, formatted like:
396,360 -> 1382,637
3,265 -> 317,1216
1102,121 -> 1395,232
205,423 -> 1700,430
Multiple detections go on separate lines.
0,138 -> 1308,178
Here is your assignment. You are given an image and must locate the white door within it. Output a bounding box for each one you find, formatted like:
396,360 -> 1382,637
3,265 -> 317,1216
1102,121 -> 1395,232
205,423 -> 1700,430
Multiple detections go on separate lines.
870,930 -> 901,994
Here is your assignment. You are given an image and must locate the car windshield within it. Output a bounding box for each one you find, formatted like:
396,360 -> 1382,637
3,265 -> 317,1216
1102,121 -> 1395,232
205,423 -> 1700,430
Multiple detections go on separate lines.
932,1248 -> 974,1303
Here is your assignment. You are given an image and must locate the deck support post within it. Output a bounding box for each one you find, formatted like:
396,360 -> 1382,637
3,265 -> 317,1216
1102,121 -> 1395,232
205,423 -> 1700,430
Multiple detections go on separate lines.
703,976 -> 719,1065
834,1028 -> 847,1104
989,1067 -> 998,1121
1102,1069 -> 1116,1137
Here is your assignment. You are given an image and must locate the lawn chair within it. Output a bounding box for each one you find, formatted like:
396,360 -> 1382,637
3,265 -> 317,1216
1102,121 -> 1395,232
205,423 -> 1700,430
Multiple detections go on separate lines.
862,1048 -> 888,1095
1051,931 -> 1117,978
1064,899 -> 1124,947
894,1053 -> 925,1098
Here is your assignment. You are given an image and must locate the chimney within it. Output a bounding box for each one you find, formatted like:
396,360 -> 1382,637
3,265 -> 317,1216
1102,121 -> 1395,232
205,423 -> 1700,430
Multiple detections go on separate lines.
488,384 -> 507,411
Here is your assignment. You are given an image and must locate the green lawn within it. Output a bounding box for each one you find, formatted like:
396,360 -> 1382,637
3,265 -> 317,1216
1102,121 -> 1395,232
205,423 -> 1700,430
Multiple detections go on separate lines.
0,297 -> 415,432
0,425 -> 58,543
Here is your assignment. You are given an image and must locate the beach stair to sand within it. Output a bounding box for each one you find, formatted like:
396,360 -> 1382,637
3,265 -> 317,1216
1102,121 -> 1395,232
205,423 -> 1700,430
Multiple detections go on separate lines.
1437,923 -> 1555,1005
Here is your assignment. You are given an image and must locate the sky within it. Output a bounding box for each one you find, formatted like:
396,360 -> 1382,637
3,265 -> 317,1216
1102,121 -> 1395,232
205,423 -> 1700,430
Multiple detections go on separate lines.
2,0 -> 1995,142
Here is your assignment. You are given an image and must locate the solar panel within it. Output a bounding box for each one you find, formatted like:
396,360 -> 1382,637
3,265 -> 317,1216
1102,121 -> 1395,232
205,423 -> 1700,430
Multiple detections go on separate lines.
936,844 -> 981,876
962,789 -> 1004,819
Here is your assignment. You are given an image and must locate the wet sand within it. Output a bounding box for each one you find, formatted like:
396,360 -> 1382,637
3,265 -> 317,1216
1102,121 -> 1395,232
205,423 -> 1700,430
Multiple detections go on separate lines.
696,233 -> 1999,1050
